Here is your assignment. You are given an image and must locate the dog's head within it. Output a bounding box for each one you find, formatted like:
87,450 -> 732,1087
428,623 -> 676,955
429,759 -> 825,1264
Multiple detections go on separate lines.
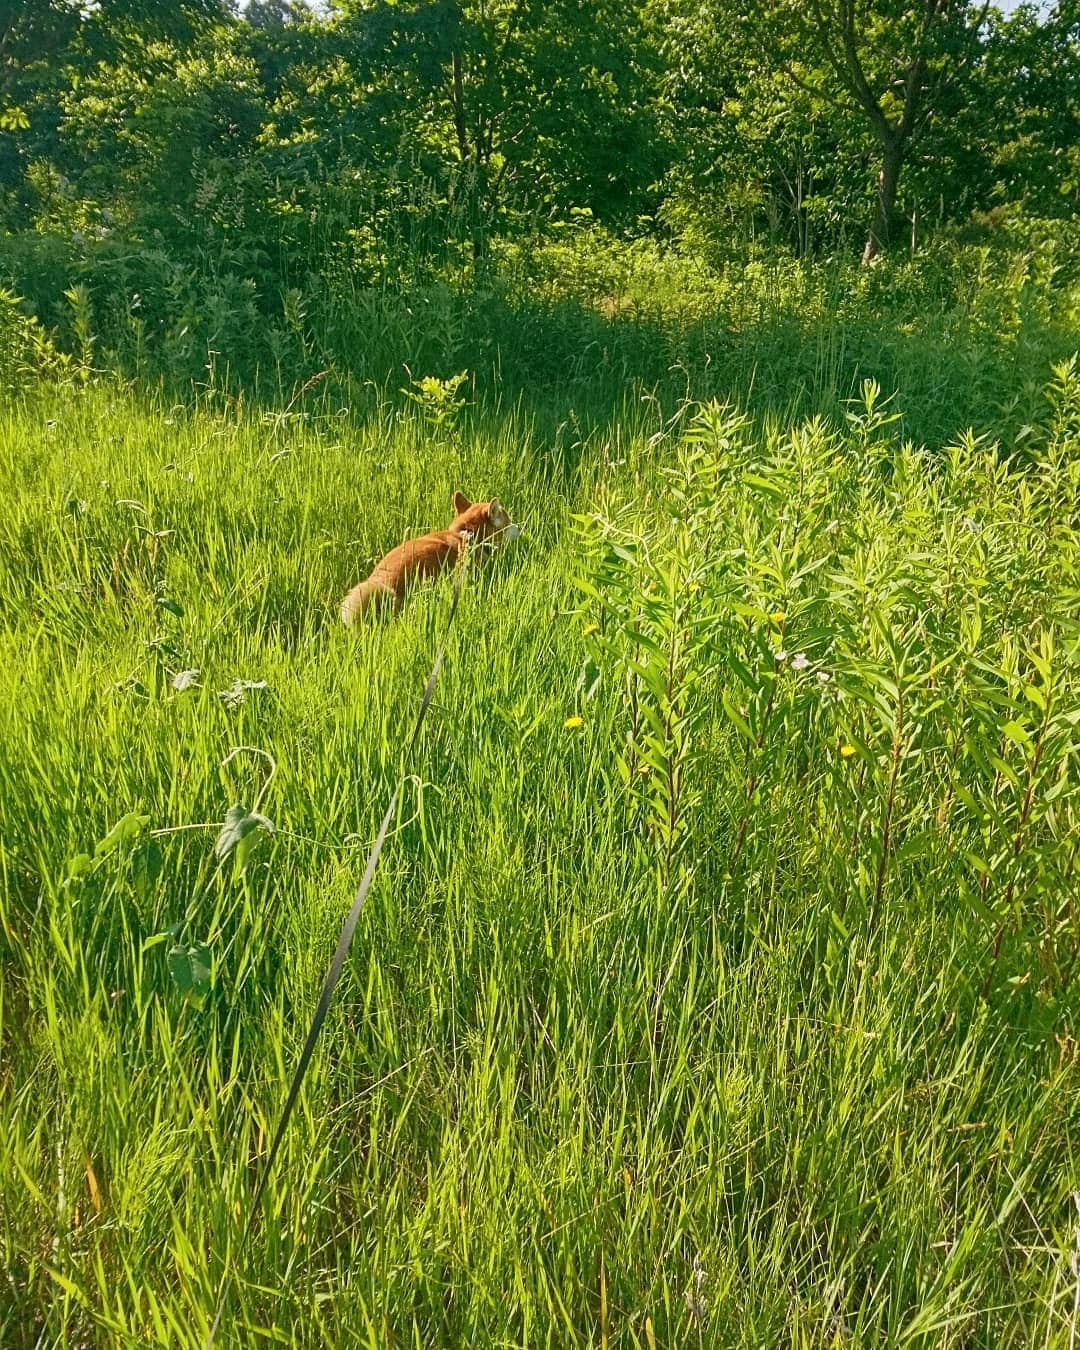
451,492 -> 521,547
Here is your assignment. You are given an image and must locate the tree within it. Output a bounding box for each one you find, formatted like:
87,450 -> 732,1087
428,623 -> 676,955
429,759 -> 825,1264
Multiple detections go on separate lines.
745,0 -> 992,261
980,1 -> 1080,217
650,0 -> 868,256
0,0 -> 230,206
244,0 -> 316,29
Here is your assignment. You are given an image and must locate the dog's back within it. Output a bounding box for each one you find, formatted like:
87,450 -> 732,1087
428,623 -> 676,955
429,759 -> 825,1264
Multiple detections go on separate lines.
341,492 -> 519,624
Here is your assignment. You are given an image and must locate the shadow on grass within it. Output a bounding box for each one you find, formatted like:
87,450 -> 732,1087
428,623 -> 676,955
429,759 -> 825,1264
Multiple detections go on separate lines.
257,265 -> 1080,466
5,229 -> 1078,481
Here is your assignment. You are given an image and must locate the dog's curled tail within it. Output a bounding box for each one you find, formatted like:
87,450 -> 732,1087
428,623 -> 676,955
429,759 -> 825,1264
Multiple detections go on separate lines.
340,578 -> 394,625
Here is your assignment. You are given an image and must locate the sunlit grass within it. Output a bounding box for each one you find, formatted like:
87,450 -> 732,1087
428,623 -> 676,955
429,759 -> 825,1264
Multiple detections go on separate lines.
1,278 -> 1079,1347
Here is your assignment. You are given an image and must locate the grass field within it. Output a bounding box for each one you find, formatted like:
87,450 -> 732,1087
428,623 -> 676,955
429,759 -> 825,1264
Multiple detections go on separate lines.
2,242 -> 1080,1346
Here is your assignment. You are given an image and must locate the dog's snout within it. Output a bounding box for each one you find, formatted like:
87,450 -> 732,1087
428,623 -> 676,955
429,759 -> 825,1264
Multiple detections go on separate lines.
505,523 -> 521,542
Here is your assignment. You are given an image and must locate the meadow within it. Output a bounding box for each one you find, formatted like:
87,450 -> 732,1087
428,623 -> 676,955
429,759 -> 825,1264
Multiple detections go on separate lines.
2,235 -> 1080,1347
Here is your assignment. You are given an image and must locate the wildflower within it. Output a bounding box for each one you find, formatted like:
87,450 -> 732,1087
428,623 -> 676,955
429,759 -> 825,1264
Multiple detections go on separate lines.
774,649 -> 788,663
791,652 -> 809,671
583,623 -> 599,636
840,744 -> 856,758
817,670 -> 831,683
218,678 -> 268,709
564,716 -> 584,729
769,610 -> 786,624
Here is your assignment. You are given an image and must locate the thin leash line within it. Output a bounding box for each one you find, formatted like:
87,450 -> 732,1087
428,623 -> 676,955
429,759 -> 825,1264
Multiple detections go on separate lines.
205,563 -> 467,1348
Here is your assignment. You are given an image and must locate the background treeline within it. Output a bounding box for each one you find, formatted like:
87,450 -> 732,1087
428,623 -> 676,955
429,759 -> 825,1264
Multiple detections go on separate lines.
0,0 -> 1077,389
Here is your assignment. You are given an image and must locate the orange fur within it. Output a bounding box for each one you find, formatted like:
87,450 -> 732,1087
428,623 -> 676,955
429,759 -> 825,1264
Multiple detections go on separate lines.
340,492 -> 519,625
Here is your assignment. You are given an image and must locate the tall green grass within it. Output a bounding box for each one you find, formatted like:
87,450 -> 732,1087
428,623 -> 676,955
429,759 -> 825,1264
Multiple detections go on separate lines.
1,256 -> 1079,1346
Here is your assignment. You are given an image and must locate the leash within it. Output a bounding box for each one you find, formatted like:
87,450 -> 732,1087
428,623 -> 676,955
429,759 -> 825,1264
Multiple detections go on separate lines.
205,562 -> 467,1347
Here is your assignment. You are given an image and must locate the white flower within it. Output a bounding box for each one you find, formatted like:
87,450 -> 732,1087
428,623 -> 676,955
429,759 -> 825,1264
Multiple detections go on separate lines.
817,670 -> 831,683
774,649 -> 788,662
791,652 -> 809,671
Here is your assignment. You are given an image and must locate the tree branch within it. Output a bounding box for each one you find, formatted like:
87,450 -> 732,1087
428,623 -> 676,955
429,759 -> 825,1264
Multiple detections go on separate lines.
897,0 -> 937,137
804,0 -> 861,97
777,57 -> 854,116
837,0 -> 894,140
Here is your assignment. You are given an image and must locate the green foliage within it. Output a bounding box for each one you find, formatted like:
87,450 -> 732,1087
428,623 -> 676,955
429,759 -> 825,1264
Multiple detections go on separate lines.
0,0 -> 1075,309
651,0 -> 1079,257
215,803 -> 275,874
0,285 -> 59,386
402,369 -> 470,443
1,255 -> 1077,1340
0,0 -> 1078,1341
575,374 -> 1079,986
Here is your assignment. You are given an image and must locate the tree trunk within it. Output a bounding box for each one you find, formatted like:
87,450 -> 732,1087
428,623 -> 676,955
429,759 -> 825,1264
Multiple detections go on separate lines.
863,133 -> 903,264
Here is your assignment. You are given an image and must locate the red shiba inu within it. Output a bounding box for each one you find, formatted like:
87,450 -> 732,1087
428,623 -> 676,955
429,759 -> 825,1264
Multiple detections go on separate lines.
340,492 -> 520,624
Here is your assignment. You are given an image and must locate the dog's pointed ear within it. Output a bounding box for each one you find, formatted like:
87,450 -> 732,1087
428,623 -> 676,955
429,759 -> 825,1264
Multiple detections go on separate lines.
488,497 -> 503,517
453,491 -> 471,514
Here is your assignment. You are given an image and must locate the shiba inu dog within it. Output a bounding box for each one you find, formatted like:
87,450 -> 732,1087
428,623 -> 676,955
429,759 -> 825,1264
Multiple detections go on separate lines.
340,492 -> 520,624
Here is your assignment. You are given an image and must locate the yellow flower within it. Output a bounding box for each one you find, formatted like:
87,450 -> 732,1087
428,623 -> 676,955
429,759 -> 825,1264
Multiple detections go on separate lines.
840,744 -> 856,758
769,610 -> 786,625
583,623 -> 599,636
564,716 -> 584,729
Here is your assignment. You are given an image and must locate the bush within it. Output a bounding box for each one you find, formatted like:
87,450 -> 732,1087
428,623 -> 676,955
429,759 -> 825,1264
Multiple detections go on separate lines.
0,287 -> 59,390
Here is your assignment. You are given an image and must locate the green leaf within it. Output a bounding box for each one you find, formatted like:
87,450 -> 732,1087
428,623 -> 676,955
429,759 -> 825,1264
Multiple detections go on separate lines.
130,840 -> 163,901
725,651 -> 760,693
214,804 -> 274,869
67,852 -> 93,878
167,943 -> 212,1005
1001,720 -> 1032,749
957,876 -> 995,924
954,783 -> 985,821
1021,684 -> 1046,711
95,812 -> 150,857
721,694 -> 755,744
742,473 -> 787,500
0,106 -> 31,133
571,575 -> 605,603
624,626 -> 668,660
